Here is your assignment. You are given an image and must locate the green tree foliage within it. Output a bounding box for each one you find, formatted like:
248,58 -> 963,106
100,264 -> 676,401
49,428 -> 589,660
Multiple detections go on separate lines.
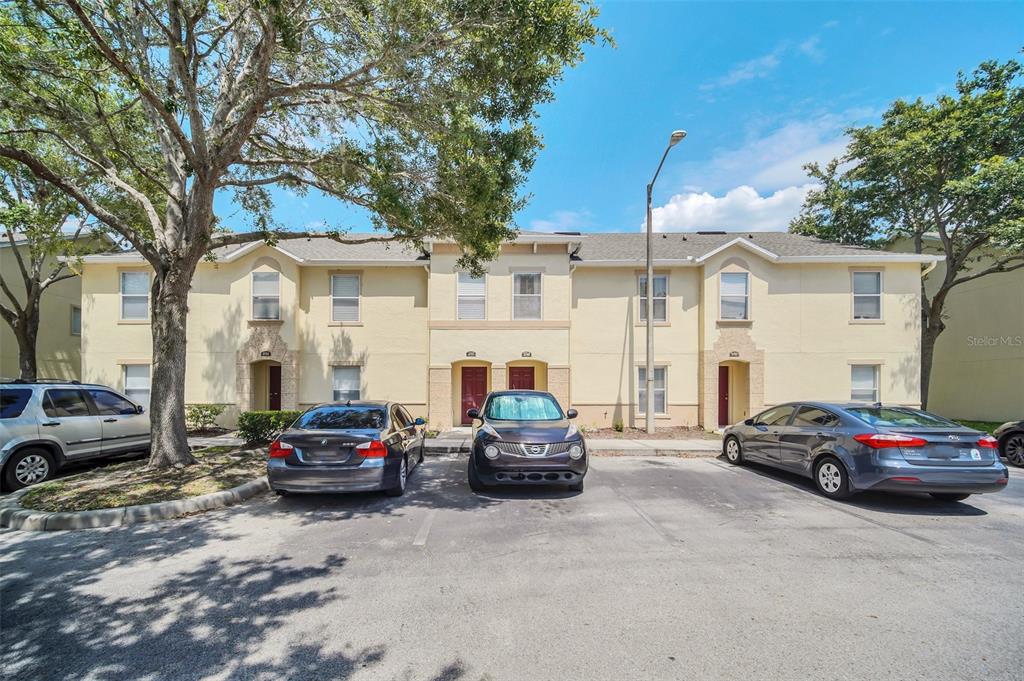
791,56 -> 1024,406
0,0 -> 606,465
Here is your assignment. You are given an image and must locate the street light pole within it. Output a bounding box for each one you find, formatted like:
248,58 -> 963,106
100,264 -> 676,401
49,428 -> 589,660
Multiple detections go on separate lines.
645,130 -> 686,435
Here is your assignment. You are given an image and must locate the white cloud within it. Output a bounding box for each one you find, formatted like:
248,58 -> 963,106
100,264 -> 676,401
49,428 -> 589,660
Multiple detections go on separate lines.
649,185 -> 817,232
798,36 -> 824,62
700,50 -> 783,91
529,209 -> 591,232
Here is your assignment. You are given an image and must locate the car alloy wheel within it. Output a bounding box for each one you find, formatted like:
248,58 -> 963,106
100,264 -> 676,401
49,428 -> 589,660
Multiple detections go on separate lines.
817,462 -> 842,493
15,454 -> 50,486
1005,435 -> 1024,467
725,437 -> 742,464
399,457 -> 407,490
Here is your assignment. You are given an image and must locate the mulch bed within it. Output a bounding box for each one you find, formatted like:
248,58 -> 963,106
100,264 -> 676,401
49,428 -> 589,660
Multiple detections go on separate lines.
20,447 -> 266,513
584,426 -> 720,440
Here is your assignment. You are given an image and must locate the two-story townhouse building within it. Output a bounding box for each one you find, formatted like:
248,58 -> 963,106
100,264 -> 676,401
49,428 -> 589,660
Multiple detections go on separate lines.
77,231 -> 941,430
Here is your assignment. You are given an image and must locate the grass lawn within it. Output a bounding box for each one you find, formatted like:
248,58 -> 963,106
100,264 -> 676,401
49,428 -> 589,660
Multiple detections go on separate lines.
954,420 -> 1006,435
20,447 -> 266,513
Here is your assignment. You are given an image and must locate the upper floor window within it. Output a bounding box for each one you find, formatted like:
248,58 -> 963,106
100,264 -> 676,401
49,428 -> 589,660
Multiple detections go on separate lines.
638,274 -> 667,322
851,364 -> 879,402
70,305 -> 81,335
331,274 -> 360,322
120,271 -> 149,320
720,272 -> 749,320
513,272 -> 542,320
332,366 -> 361,401
457,272 -> 485,320
852,271 -> 882,320
252,271 -> 280,320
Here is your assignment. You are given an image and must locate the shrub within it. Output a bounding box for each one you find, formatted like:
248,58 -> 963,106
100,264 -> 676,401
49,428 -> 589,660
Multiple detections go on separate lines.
612,420 -> 624,432
185,403 -> 228,432
237,410 -> 303,443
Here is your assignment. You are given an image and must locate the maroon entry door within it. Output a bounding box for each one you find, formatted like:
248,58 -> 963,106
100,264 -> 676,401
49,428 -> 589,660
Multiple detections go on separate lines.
461,367 -> 488,424
508,366 -> 535,390
268,365 -> 282,411
717,366 -> 730,426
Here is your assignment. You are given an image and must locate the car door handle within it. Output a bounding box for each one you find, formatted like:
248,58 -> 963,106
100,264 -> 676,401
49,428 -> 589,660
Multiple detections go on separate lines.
41,421 -> 60,427
103,418 -> 118,423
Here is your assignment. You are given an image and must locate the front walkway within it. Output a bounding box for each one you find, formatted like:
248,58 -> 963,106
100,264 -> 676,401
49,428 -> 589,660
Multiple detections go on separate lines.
425,429 -> 721,455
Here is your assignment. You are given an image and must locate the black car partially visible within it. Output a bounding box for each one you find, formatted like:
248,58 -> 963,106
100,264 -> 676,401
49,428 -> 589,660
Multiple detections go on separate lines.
267,401 -> 425,497
467,390 -> 587,492
996,420 -> 1024,467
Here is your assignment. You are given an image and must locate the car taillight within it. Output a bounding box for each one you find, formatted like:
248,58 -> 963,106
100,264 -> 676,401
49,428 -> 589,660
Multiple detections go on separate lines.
977,435 -> 999,449
269,440 -> 294,458
355,440 -> 387,458
853,433 -> 928,449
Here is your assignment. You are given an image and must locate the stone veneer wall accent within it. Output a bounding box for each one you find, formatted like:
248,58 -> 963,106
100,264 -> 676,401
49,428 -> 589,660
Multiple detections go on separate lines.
235,323 -> 298,412
428,367 -> 453,430
548,366 -> 570,412
700,326 -> 764,428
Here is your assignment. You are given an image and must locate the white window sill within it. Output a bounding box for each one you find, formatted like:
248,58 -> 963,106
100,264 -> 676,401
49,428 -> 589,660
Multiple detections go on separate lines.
248,318 -> 284,325
118,319 -> 150,325
849,319 -> 885,325
328,321 -> 363,327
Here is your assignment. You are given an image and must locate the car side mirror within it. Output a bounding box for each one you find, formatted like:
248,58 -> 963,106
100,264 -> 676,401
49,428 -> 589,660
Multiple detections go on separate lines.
414,417 -> 425,426
744,418 -> 753,426
466,408 -> 480,420
120,407 -> 137,415
136,405 -> 145,415
566,409 -> 578,419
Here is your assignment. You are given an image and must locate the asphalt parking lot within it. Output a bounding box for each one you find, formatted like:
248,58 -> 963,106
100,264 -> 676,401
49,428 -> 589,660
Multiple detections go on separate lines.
2,455 -> 1022,681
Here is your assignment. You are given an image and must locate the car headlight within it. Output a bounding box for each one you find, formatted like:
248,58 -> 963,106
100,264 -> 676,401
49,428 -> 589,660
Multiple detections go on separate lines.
484,444 -> 500,459
568,443 -> 584,459
479,423 -> 500,439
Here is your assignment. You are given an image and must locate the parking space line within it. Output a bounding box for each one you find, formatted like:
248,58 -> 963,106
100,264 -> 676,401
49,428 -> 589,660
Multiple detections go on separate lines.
413,509 -> 438,546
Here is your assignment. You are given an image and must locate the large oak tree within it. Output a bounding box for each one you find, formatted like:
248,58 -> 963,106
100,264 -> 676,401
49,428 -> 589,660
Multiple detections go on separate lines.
791,56 -> 1024,408
0,0 -> 604,466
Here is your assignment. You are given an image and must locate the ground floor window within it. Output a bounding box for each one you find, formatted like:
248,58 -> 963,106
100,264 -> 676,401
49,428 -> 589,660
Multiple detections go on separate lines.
637,366 -> 666,414
124,364 -> 151,408
333,366 -> 361,401
850,364 -> 879,402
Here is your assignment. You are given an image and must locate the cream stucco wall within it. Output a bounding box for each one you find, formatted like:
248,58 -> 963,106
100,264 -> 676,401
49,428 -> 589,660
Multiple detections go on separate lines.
0,245 -> 82,380
887,239 -> 1023,422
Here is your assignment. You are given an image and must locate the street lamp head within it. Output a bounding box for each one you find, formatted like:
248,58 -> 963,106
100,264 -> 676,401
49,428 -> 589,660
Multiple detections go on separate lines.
669,130 -> 687,147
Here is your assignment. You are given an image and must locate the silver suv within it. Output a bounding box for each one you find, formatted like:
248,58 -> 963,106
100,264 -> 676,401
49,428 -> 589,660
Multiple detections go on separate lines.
0,380 -> 151,491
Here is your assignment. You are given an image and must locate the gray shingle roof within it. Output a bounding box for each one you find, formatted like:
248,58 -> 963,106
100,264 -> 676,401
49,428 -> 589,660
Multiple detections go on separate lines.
575,232 -> 888,261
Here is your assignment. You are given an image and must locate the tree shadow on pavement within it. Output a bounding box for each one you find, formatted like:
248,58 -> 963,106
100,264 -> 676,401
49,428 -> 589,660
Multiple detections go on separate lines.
718,455 -> 989,517
0,519 -> 386,681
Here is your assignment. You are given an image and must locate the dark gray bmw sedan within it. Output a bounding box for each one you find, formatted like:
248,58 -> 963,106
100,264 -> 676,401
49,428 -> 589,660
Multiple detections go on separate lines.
267,401 -> 424,497
723,402 -> 1009,501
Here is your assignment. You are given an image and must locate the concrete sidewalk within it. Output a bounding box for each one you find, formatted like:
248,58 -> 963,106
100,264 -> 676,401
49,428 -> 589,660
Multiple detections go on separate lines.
424,430 -> 722,455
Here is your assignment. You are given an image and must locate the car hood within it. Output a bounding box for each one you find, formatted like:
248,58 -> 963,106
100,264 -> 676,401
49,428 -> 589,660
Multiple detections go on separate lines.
483,419 -> 576,443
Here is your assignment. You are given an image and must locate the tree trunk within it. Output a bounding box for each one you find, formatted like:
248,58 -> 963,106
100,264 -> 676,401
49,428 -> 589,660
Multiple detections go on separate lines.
147,260 -> 197,467
16,321 -> 38,381
920,320 -> 945,411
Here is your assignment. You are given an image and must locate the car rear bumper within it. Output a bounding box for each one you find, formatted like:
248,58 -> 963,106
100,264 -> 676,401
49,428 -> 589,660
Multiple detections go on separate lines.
858,462 -> 1009,494
267,457 -> 390,493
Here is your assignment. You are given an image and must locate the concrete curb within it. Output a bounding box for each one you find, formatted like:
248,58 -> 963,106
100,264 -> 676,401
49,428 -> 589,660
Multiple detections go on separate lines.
0,477 -> 270,532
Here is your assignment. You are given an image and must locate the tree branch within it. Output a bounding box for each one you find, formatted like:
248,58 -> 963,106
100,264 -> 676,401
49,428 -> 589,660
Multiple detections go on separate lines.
209,229 -> 399,249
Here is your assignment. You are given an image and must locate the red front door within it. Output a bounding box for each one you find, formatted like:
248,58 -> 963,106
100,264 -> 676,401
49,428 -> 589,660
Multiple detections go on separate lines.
461,367 -> 488,425
508,366 -> 535,390
718,366 -> 730,426
269,365 -> 282,411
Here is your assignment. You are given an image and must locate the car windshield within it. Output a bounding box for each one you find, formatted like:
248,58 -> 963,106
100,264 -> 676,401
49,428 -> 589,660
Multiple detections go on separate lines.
847,407 -> 959,428
294,406 -> 386,430
485,394 -> 563,421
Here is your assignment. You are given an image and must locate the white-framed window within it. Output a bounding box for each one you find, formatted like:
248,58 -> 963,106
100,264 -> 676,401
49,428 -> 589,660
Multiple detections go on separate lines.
124,364 -> 151,408
251,271 -> 280,320
851,364 -> 879,402
331,274 -> 360,322
70,305 -> 81,336
720,272 -> 750,320
457,272 -> 485,320
638,274 -> 667,322
332,366 -> 361,401
120,271 -> 149,320
852,271 -> 882,320
512,272 -> 542,320
637,366 -> 667,414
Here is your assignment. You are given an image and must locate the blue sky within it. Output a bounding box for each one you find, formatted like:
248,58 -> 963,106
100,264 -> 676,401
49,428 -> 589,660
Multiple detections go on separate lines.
216,1 -> 1024,235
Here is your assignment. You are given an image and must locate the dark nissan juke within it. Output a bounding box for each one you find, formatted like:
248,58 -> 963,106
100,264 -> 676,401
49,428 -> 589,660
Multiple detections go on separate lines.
467,390 -> 587,492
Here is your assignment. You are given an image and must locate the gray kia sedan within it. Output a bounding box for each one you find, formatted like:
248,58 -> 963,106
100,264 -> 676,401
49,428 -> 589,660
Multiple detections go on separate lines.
267,401 -> 425,497
722,402 -> 1008,501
